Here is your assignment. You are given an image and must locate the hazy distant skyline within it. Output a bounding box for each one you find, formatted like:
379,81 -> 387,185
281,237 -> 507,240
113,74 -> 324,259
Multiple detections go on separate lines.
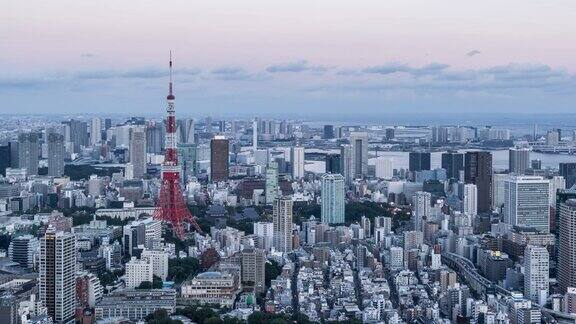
2,0 -> 576,115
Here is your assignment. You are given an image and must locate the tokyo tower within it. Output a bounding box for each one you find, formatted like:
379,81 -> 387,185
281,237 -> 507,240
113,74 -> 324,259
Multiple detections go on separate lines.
153,53 -> 202,238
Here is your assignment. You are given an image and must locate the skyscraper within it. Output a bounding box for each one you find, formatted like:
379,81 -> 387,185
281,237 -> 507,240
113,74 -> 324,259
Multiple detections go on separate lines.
509,147 -> 530,175
67,119 -> 88,153
321,173 -> 345,224
8,235 -> 38,269
523,245 -> 549,305
504,176 -> 550,233
441,152 -> 463,180
241,248 -> 266,293
0,144 -> 10,176
129,128 -> 147,179
409,152 -> 431,172
177,143 -> 196,183
350,132 -> 368,177
210,136 -> 229,182
340,144 -> 354,185
558,199 -> 576,293
559,163 -> 576,189
323,125 -> 335,139
412,191 -> 431,231
265,161 -> 278,204
39,226 -> 76,323
178,118 -> 195,144
375,157 -> 393,179
252,119 -> 258,151
146,123 -> 164,154
463,184 -> 478,217
47,132 -> 65,177
325,154 -> 341,174
90,117 -> 102,145
291,146 -> 305,179
18,132 -> 39,176
273,196 -> 293,253
464,151 -> 493,213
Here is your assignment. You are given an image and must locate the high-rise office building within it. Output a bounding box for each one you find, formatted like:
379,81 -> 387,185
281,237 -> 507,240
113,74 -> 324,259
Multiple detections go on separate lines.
375,157 -> 394,179
463,184 -> 478,217
464,151 -> 493,213
90,117 -> 102,145
509,147 -> 530,175
67,119 -> 88,153
241,248 -> 266,293
39,226 -> 76,323
320,173 -> 345,224
0,144 -> 10,176
265,161 -> 278,204
146,123 -> 164,154
129,128 -> 147,179
325,154 -> 341,174
558,199 -> 576,293
104,118 -> 112,131
350,132 -> 368,177
178,118 -> 195,144
210,136 -> 229,182
252,119 -> 258,151
523,245 -> 549,305
273,196 -> 293,253
409,152 -> 431,172
8,235 -> 38,269
291,146 -> 305,179
441,152 -> 463,180
560,163 -> 576,189
412,191 -> 431,231
492,173 -> 509,211
178,143 -> 196,183
323,125 -> 335,139
18,132 -> 39,176
340,144 -> 354,185
504,176 -> 550,233
47,132 -> 65,177
549,176 -> 566,207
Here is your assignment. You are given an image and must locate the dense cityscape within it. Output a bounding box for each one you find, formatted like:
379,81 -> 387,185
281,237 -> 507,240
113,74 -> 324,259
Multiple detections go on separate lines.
1,57 -> 576,324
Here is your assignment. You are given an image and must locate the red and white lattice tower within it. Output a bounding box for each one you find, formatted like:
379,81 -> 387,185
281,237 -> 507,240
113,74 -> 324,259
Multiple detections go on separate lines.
153,52 -> 202,238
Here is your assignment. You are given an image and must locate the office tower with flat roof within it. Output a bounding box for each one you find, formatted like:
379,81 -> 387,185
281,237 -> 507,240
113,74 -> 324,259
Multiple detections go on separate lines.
560,163 -> 576,189
441,152 -> 463,180
178,143 -> 196,183
104,118 -> 112,130
558,199 -> 576,293
90,117 -> 102,145
177,118 -> 195,144
8,235 -> 38,269
463,184 -> 478,217
146,123 -> 164,154
504,176 -> 550,233
273,196 -> 293,253
492,173 -> 509,211
465,151 -> 493,213
340,144 -> 354,185
241,248 -> 266,293
39,226 -> 76,323
350,132 -> 368,177
18,132 -> 39,176
323,125 -> 335,139
210,136 -> 229,182
129,128 -> 147,179
549,176 -> 566,207
0,144 -> 10,176
509,147 -> 530,175
409,152 -> 431,172
321,173 -> 345,225
291,146 -> 305,179
375,157 -> 393,179
265,161 -> 278,204
47,132 -> 65,177
524,245 -> 549,305
412,191 -> 431,231
325,154 -> 340,174
67,119 -> 88,153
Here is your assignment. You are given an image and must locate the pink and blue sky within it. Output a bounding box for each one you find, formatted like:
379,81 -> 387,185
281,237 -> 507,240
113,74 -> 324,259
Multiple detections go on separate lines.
2,0 -> 576,116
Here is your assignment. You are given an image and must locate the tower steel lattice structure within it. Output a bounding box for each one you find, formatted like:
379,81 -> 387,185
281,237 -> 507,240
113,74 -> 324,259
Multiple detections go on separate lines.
153,53 -> 202,238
